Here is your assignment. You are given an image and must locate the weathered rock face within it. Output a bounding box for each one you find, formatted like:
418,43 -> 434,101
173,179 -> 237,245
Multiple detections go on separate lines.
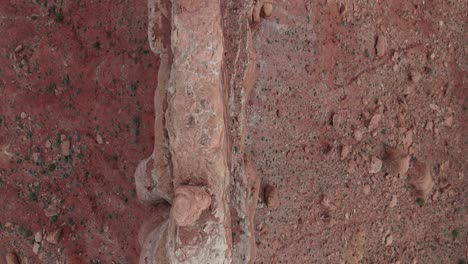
136,0 -> 263,263
171,186 -> 211,227
408,161 -> 434,198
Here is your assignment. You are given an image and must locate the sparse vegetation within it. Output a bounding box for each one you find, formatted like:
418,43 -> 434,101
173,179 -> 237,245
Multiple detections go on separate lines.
28,191 -> 38,202
133,116 -> 140,136
48,163 -> 57,172
54,10 -> 64,22
18,226 -> 33,238
93,41 -> 101,49
416,198 -> 424,207
51,215 -> 58,223
62,74 -> 70,86
46,83 -> 56,93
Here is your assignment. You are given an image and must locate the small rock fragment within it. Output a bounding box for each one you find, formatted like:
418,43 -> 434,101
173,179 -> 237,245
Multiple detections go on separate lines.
363,185 -> 371,195
32,153 -> 40,163
376,35 -> 387,57
35,230 -> 43,242
45,140 -> 52,148
5,253 -> 19,264
332,113 -> 342,127
261,3 -> 273,17
96,134 -> 104,145
44,204 -> 61,217
385,146 -> 410,176
402,130 -> 413,150
61,140 -> 70,156
320,195 -> 330,207
354,129 -> 363,141
410,71 -> 421,83
389,195 -> 398,208
443,116 -> 453,127
340,144 -> 350,160
264,185 -> 280,209
369,157 -> 382,174
15,45 -> 23,53
32,242 -> 40,254
339,3 -> 346,14
20,112 -> 27,119
408,161 -> 434,198
385,234 -> 393,246
46,228 -> 62,244
425,121 -> 433,131
368,114 -> 382,131
171,185 -> 211,226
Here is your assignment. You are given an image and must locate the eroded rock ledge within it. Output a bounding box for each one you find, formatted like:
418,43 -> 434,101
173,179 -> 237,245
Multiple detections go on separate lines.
135,0 -> 272,263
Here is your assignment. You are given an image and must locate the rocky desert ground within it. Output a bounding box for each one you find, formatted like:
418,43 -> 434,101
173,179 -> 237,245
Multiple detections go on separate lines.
0,0 -> 466,263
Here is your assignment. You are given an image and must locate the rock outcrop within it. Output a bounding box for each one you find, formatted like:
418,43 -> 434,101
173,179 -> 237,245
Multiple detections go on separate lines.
136,0 -> 265,263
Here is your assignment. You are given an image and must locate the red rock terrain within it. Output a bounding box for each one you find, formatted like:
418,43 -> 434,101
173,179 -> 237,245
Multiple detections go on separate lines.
0,0 -> 155,262
1,0 -> 467,263
249,1 -> 467,263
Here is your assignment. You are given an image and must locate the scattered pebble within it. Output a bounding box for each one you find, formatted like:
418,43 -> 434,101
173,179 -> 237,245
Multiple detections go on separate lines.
5,252 -> 19,264
389,195 -> 398,208
96,134 -> 104,145
385,146 -> 410,176
264,185 -> 280,209
320,195 -> 331,207
369,157 -> 382,174
354,129 -> 363,141
261,3 -> 273,17
44,204 -> 61,217
425,121 -> 433,131
32,152 -> 40,163
443,115 -> 453,127
20,112 -> 27,119
410,71 -> 421,83
376,35 -> 387,57
32,242 -> 40,254
46,228 -> 62,244
408,161 -> 434,198
385,233 -> 393,246
15,45 -> 23,53
339,3 -> 347,14
45,140 -> 52,148
61,140 -> 70,156
35,230 -> 43,242
340,144 -> 350,160
368,114 -> 382,131
363,185 -> 371,195
402,130 -> 413,150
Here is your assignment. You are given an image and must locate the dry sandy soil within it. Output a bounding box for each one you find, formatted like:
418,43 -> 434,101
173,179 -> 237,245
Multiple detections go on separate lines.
0,0 -> 467,263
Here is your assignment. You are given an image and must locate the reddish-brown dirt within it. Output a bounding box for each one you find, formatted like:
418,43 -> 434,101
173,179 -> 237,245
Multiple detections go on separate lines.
0,0 -> 156,263
249,1 -> 467,263
0,0 -> 467,263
